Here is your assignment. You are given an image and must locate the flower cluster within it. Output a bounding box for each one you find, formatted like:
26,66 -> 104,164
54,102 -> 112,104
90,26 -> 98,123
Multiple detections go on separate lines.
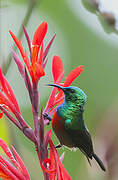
9,22 -> 55,85
0,139 -> 30,180
0,21 -> 83,179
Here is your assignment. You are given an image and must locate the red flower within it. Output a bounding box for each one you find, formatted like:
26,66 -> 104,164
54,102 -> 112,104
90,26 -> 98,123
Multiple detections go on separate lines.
0,67 -> 20,119
0,139 -> 30,180
9,22 -> 55,84
42,131 -> 72,180
0,67 -> 31,136
44,55 -> 83,115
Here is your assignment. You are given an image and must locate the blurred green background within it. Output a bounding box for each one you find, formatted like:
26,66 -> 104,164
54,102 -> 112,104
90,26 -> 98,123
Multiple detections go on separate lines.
0,0 -> 118,179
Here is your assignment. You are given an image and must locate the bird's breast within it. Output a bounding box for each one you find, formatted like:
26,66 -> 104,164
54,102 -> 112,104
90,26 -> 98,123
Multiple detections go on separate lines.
51,110 -> 75,147
51,111 -> 64,132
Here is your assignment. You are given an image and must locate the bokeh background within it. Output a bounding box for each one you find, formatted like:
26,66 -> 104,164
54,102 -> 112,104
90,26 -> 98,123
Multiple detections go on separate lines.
0,0 -> 118,179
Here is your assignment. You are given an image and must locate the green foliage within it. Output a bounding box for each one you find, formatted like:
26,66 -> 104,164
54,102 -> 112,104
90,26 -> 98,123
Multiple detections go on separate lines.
0,117 -> 10,144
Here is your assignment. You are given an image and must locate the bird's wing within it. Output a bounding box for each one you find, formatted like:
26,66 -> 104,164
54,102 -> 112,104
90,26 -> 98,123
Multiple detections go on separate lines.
66,128 -> 94,159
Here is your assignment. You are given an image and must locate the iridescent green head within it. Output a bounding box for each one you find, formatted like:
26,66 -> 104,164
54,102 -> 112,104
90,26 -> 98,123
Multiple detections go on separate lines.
48,84 -> 87,106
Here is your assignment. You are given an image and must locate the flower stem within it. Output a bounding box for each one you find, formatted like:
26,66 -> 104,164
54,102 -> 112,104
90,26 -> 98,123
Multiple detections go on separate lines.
32,82 -> 39,136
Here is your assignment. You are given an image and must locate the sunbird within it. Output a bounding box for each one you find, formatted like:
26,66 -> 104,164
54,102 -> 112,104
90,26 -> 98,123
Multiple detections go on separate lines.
48,84 -> 106,171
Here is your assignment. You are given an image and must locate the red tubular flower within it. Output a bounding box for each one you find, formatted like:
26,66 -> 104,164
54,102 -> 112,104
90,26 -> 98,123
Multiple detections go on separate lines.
0,139 -> 30,180
9,22 -> 55,84
0,67 -> 20,119
0,67 -> 36,143
44,55 -> 83,115
42,134 -> 72,180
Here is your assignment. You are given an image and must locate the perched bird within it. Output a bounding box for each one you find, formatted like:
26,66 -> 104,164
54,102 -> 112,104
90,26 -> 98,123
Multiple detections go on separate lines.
49,84 -> 106,171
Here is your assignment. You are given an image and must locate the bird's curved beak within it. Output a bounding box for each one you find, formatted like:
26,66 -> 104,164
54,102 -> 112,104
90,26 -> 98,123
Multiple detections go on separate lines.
48,84 -> 64,91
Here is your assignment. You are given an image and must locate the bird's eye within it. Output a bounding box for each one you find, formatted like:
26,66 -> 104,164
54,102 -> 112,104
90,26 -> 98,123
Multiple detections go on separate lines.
71,89 -> 75,93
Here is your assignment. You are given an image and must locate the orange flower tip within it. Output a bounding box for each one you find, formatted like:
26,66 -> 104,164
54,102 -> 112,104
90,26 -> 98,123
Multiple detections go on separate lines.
80,65 -> 83,69
52,55 -> 63,82
9,30 -> 14,39
32,22 -> 48,46
9,30 -> 13,36
80,65 -> 83,72
42,21 -> 48,29
53,55 -> 60,59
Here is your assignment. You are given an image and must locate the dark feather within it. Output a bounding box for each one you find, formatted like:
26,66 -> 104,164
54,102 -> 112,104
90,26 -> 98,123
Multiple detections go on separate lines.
66,128 -> 93,158
93,153 -> 106,171
66,128 -> 106,171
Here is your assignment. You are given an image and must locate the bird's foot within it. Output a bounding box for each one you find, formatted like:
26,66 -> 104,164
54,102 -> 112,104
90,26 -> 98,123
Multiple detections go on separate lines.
43,113 -> 52,121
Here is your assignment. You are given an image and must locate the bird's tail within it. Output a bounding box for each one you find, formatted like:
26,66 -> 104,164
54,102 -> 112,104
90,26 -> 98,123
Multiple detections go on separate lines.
93,153 -> 106,171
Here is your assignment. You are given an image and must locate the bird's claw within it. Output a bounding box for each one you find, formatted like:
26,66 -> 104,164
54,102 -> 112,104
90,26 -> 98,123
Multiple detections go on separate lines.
43,113 -> 52,121
55,144 -> 62,149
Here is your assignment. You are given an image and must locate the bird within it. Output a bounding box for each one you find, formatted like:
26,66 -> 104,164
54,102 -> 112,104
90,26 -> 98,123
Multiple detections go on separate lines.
48,84 -> 106,171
